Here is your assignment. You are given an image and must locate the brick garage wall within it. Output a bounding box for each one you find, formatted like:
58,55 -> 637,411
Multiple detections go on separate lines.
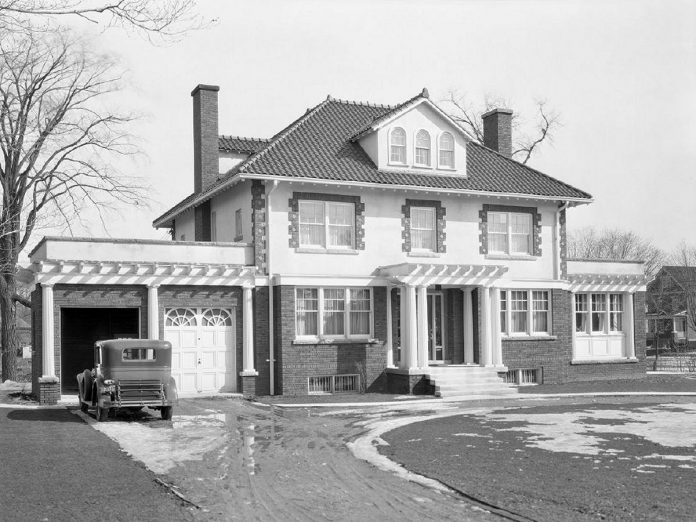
158,286 -> 242,391
276,285 -> 387,396
253,286 -> 270,395
502,289 -> 572,384
53,285 -> 147,389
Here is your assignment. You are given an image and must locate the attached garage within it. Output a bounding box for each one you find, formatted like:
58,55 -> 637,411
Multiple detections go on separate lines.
60,307 -> 140,392
163,307 -> 236,394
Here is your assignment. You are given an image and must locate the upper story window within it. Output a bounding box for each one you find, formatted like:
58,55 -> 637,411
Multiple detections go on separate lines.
234,208 -> 243,241
211,211 -> 217,241
299,200 -> 354,249
390,127 -> 407,164
488,211 -> 532,255
415,129 -> 431,167
410,207 -> 436,252
438,132 -> 455,168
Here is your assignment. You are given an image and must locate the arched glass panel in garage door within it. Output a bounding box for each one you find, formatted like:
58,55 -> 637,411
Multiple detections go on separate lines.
201,308 -> 233,327
165,308 -> 197,326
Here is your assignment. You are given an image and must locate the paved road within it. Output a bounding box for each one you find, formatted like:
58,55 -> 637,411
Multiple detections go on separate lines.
0,406 -> 195,522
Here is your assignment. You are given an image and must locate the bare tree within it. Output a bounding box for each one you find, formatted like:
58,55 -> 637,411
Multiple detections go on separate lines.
0,30 -> 144,380
567,227 -> 665,277
0,0 -> 204,40
443,92 -> 560,164
667,241 -> 696,267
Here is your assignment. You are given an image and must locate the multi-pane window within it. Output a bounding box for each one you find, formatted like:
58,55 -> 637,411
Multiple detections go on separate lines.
575,293 -> 626,334
295,288 -> 373,339
439,132 -> 455,168
298,200 -> 354,249
390,127 -> 407,164
500,290 -> 550,335
410,207 -> 436,251
487,211 -> 532,255
415,130 -> 431,166
575,294 -> 588,332
211,211 -> 217,241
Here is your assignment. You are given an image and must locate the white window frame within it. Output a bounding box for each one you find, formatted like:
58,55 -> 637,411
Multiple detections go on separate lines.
438,132 -> 455,169
487,211 -> 533,256
389,127 -> 407,165
574,292 -> 625,336
211,211 -> 217,241
414,129 -> 432,167
499,289 -> 551,336
298,200 -> 355,250
409,206 -> 437,252
295,287 -> 374,341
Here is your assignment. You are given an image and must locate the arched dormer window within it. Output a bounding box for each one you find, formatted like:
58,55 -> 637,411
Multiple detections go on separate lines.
415,130 -> 431,166
390,127 -> 407,164
439,132 -> 455,168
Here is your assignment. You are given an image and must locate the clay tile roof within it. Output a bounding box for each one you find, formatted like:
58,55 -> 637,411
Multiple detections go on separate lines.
218,136 -> 269,154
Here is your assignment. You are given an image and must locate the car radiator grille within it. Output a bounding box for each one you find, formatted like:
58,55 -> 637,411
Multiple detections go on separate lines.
117,380 -> 164,405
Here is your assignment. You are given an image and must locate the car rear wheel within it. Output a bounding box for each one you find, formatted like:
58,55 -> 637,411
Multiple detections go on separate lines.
79,397 -> 89,413
96,404 -> 109,422
161,406 -> 173,420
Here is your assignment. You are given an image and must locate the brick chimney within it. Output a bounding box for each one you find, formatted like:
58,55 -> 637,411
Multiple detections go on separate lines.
482,108 -> 513,158
191,84 -> 220,193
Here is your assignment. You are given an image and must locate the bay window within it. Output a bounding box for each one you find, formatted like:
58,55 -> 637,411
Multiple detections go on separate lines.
500,290 -> 551,336
299,200 -> 355,249
295,287 -> 373,340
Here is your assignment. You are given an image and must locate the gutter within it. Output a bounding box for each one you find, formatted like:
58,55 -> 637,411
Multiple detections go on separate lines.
265,180 -> 280,395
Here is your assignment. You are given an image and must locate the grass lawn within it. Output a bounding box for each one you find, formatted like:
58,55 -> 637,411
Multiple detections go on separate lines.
380,399 -> 696,521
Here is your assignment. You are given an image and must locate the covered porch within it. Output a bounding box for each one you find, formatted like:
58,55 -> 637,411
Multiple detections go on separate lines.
377,263 -> 512,395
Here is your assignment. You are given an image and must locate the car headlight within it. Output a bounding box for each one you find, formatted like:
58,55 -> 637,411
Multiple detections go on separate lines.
103,379 -> 115,385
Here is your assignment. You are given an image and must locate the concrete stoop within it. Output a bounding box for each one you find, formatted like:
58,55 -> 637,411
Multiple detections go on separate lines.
425,365 -> 519,398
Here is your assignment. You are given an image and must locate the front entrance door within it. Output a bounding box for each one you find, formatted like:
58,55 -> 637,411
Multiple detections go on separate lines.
427,293 -> 445,362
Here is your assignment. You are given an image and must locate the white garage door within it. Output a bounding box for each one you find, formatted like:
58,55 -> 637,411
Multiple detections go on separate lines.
164,307 -> 236,394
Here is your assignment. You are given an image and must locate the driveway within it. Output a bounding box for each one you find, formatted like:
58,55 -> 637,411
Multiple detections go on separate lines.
0,406 -> 195,522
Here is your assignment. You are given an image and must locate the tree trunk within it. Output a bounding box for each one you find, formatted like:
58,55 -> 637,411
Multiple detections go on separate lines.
0,273 -> 19,382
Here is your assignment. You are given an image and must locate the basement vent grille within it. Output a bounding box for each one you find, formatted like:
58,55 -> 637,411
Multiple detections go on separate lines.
308,374 -> 360,394
504,369 -> 540,386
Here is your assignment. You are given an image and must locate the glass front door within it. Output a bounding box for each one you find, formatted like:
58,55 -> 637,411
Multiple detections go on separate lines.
427,293 -> 445,362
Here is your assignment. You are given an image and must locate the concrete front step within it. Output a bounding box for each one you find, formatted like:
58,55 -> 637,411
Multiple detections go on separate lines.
425,365 -> 518,398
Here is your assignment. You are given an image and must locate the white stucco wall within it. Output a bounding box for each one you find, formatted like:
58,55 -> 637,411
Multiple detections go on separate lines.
175,209 -> 195,241
219,151 -> 249,174
210,181 -> 252,242
359,102 -> 467,175
267,183 -> 559,283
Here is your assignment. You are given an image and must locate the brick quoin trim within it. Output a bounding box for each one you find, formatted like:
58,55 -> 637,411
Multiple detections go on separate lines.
559,207 -> 568,278
287,192 -> 366,250
401,199 -> 446,253
251,180 -> 267,273
479,204 -> 542,256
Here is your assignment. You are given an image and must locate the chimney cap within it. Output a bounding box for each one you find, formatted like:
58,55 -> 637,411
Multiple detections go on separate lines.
482,108 -> 513,118
191,84 -> 220,96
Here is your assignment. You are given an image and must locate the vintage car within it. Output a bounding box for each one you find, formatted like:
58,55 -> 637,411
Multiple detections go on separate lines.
77,339 -> 177,421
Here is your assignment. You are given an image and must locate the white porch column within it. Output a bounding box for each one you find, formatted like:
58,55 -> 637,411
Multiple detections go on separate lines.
462,288 -> 474,364
241,286 -> 256,374
41,283 -> 56,378
406,285 -> 418,369
399,286 -> 407,369
147,284 -> 160,340
625,292 -> 636,359
490,287 -> 503,366
417,285 -> 429,369
386,286 -> 394,368
480,286 -> 492,366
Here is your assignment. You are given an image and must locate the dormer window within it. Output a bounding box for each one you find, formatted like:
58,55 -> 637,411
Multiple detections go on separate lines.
390,127 -> 407,164
415,130 -> 431,166
439,132 -> 454,168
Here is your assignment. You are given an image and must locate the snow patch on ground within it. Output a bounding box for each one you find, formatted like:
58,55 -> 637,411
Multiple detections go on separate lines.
0,380 -> 30,392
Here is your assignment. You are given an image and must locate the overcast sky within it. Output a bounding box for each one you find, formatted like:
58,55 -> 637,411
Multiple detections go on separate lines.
62,0 -> 696,252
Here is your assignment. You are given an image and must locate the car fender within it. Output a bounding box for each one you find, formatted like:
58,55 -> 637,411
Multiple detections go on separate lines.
164,376 -> 178,404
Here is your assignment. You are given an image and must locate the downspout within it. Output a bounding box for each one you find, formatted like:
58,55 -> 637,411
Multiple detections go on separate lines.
555,201 -> 570,280
266,180 -> 279,395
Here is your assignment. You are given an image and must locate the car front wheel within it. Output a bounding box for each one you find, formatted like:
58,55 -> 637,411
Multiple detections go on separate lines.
161,406 -> 173,420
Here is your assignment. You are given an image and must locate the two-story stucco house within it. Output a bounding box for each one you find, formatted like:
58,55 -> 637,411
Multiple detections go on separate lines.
28,85 -> 648,403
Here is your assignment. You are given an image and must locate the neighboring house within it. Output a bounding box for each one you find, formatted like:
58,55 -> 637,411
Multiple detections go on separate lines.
646,266 -> 696,350
27,85 -> 648,404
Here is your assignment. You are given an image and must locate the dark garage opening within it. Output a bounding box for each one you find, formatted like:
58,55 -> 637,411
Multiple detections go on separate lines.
60,308 -> 140,392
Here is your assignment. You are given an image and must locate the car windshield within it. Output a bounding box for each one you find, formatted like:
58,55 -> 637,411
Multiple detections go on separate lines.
122,348 -> 157,361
